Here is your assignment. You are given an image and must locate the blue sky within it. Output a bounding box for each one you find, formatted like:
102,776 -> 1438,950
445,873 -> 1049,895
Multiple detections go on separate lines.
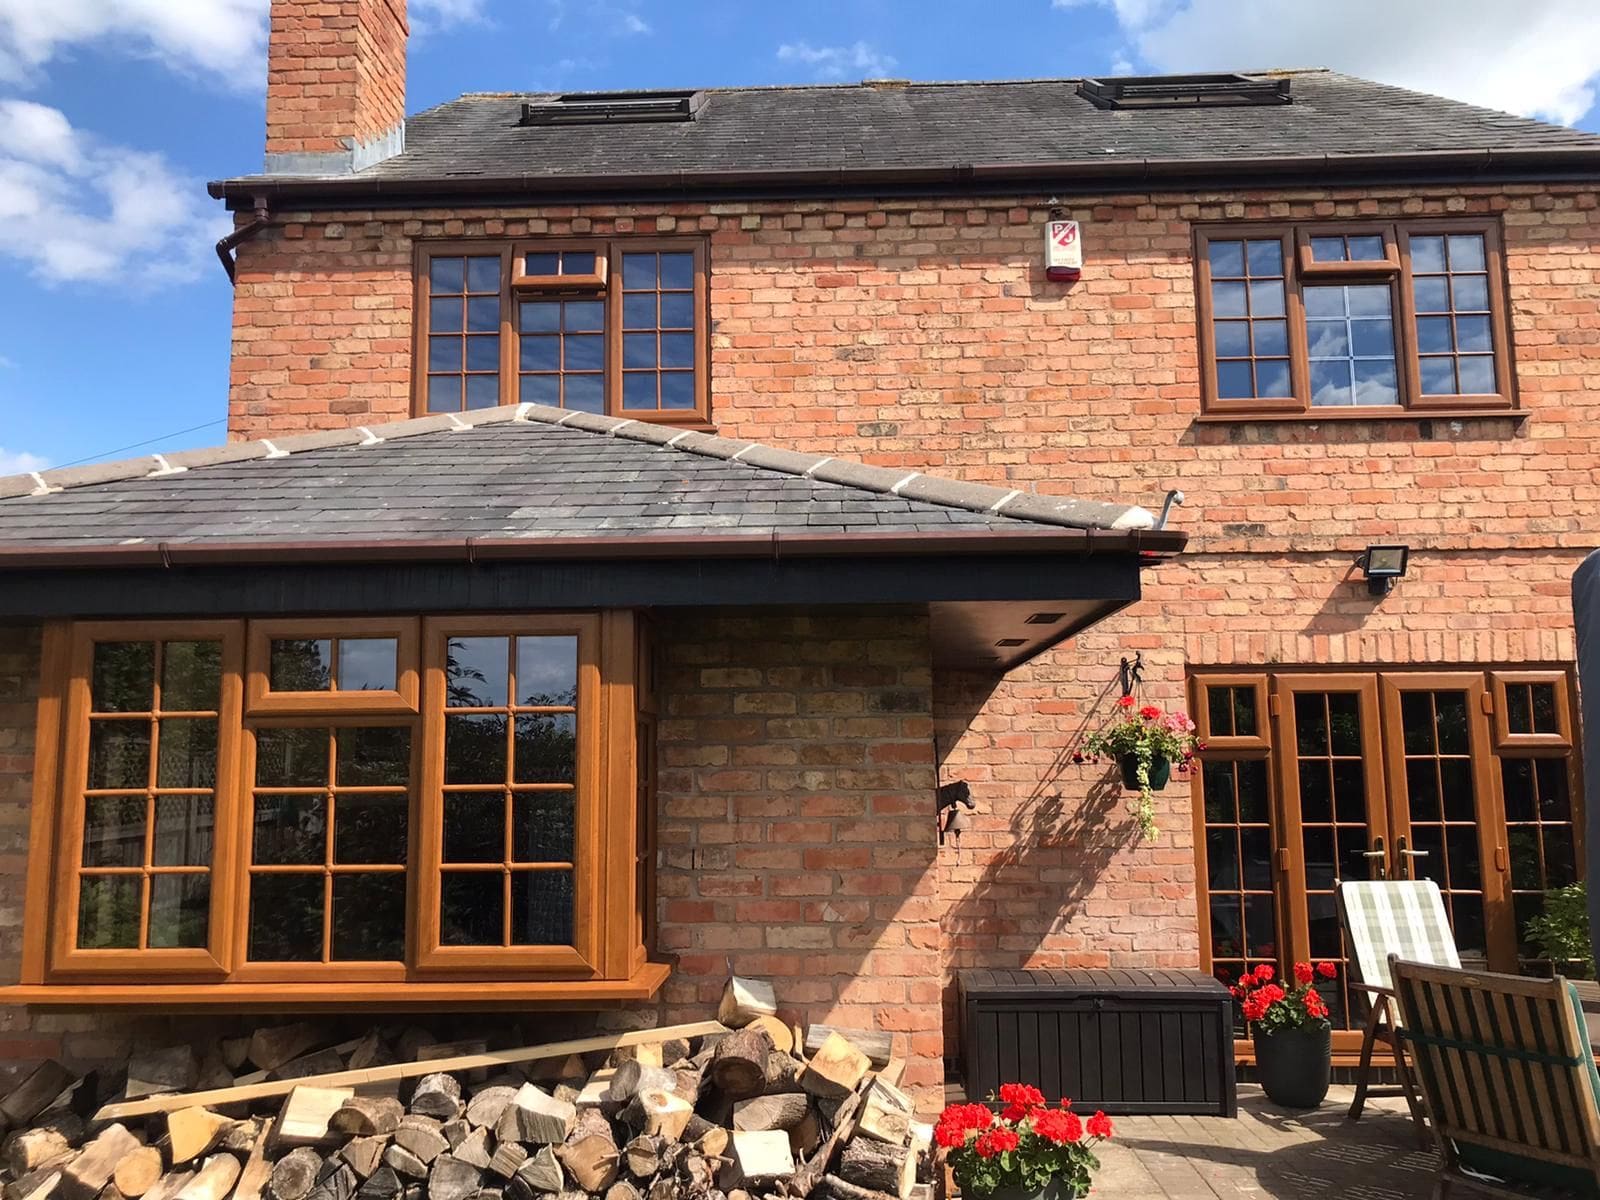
1,0 -> 1599,472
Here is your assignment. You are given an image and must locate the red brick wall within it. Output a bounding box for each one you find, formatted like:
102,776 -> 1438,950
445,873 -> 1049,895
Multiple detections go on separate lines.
265,0 -> 406,159
650,609 -> 946,1098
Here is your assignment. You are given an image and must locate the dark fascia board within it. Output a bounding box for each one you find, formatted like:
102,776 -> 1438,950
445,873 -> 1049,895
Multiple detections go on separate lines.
0,549 -> 1154,621
0,527 -> 1187,571
209,147 -> 1600,209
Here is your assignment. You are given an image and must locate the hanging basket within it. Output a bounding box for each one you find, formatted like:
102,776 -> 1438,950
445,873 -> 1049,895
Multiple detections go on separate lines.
1118,755 -> 1171,791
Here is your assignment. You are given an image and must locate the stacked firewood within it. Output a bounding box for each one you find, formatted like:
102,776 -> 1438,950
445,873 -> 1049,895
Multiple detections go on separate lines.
0,979 -> 937,1200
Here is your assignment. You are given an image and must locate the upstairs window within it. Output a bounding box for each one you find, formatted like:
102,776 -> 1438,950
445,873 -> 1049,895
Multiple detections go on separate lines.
1194,220 -> 1513,416
417,240 -> 709,426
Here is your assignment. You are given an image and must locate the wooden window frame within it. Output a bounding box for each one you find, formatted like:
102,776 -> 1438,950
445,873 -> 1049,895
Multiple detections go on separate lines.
1489,670 -> 1573,752
246,617 -> 419,715
414,238 -> 711,428
1195,218 -> 1516,418
50,621 -> 246,979
16,614 -> 656,1005
1191,673 -> 1271,753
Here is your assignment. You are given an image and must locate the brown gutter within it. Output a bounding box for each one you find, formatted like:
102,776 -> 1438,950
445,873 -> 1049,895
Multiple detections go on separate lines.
215,197 -> 272,283
0,527 -> 1187,571
207,146 -> 1600,207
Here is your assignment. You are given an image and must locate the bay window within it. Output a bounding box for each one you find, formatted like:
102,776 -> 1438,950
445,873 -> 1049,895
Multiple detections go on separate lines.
18,614 -> 661,1004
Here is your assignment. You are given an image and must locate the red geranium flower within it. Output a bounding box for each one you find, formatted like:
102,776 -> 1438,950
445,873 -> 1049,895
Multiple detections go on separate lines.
1253,964 -> 1275,983
1304,988 -> 1329,1020
1294,962 -> 1314,985
1139,704 -> 1162,721
1116,694 -> 1136,709
1031,1108 -> 1082,1145
975,1128 -> 1020,1158
1086,1111 -> 1114,1139
1316,961 -> 1338,979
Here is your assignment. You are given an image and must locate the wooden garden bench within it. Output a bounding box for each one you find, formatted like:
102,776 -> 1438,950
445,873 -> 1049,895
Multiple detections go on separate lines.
1391,958 -> 1600,1198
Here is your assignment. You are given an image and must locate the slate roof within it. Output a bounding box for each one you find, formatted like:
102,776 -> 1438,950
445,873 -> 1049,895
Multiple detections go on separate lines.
214,70 -> 1600,199
0,404 -> 1157,551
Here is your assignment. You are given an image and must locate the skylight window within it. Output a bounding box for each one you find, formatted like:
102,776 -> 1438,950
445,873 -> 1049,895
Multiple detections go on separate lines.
1077,73 -> 1291,110
520,90 -> 703,126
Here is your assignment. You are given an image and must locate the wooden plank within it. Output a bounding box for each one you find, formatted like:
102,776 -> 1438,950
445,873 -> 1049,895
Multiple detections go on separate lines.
96,1020 -> 726,1121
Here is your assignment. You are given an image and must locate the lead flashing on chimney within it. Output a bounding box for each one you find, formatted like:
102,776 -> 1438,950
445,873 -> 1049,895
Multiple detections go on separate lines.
263,121 -> 406,176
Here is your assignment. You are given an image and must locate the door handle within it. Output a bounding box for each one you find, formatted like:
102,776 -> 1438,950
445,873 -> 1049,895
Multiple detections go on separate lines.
1396,836 -> 1426,880
1361,836 -> 1387,881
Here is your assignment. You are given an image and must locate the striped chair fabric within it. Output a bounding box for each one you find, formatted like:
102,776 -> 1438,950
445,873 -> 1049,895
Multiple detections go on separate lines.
1339,879 -> 1460,993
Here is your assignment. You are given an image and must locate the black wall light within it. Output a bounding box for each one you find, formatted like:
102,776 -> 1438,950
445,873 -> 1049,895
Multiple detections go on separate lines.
1360,544 -> 1410,597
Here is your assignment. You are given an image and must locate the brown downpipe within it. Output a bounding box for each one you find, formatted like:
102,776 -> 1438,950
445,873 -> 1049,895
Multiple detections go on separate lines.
215,197 -> 272,284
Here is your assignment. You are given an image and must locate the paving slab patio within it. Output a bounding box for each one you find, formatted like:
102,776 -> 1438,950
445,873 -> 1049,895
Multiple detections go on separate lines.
1091,1085 -> 1438,1200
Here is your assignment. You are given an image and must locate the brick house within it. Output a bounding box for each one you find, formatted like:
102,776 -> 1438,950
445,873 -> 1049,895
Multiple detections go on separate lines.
0,0 -> 1595,1103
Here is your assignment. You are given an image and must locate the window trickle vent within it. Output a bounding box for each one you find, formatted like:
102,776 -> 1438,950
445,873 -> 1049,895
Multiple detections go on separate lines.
520,90 -> 703,126
1077,73 -> 1291,110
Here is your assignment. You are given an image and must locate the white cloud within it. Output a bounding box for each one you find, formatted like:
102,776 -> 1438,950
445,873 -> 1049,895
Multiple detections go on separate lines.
618,13 -> 650,35
0,99 -> 228,287
0,448 -> 48,476
0,0 -> 483,89
777,41 -> 899,81
1063,0 -> 1600,126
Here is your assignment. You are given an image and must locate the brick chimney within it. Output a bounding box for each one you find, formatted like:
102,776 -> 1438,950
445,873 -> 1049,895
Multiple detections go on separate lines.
264,0 -> 408,175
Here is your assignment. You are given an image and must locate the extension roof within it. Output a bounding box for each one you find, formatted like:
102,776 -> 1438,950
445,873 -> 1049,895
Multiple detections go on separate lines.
212,70 -> 1600,206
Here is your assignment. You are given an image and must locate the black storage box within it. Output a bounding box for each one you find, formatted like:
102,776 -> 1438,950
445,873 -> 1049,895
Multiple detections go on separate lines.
958,968 -> 1237,1117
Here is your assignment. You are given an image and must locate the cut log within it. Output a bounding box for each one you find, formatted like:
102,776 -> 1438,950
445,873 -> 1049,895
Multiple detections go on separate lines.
174,1154 -> 241,1200
658,1040 -> 690,1069
6,1125 -> 75,1175
464,1086 -> 516,1130
787,1089 -> 862,1199
127,1047 -> 197,1100
710,1027 -> 772,1101
486,1143 -> 527,1180
788,1107 -> 822,1158
816,1175 -> 899,1200
732,1091 -> 809,1133
305,1160 -> 357,1200
344,1033 -> 385,1074
854,1079 -> 914,1147
97,1022 -> 727,1122
573,1071 -> 615,1111
58,1123 -> 140,1200
439,1119 -> 467,1151
229,1123 -> 272,1200
745,1016 -> 795,1056
452,1128 -> 492,1171
0,1063 -> 76,1127
516,1146 -> 563,1194
800,1034 -> 871,1101
722,1130 -> 794,1189
269,1148 -> 325,1200
408,1075 -> 461,1121
495,1085 -> 575,1146
142,1173 -> 195,1200
603,1182 -> 641,1200
425,1155 -> 480,1200
273,1051 -> 347,1084
392,1117 -> 448,1166
219,1038 -> 252,1074
620,1136 -> 659,1179
556,1111 -> 618,1194
354,1167 -> 400,1200
803,1027 -> 892,1070
111,1147 -> 164,1198
4,1166 -> 62,1200
875,1060 -> 906,1089
717,978 -> 778,1029
165,1106 -> 233,1165
248,1024 -> 322,1073
762,1054 -> 804,1095
525,1055 -> 586,1086
382,1145 -> 428,1181
693,1125 -> 728,1160
331,1096 -> 404,1137
624,1089 -> 692,1142
341,1137 -> 389,1181
604,1063 -> 675,1109
275,1087 -> 356,1148
836,1140 -> 912,1200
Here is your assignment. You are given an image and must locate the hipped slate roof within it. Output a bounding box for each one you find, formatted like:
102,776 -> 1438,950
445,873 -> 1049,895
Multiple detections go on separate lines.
213,70 -> 1600,201
0,404 -> 1157,552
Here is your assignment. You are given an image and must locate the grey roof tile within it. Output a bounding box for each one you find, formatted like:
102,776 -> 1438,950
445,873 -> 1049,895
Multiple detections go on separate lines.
216,71 -> 1600,196
0,403 -> 1157,549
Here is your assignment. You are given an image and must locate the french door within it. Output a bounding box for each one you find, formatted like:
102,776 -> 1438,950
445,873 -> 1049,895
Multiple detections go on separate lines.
1191,667 -> 1581,1056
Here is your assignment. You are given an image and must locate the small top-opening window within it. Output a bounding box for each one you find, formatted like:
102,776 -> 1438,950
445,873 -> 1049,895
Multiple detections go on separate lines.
1078,73 -> 1292,110
520,91 -> 703,126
